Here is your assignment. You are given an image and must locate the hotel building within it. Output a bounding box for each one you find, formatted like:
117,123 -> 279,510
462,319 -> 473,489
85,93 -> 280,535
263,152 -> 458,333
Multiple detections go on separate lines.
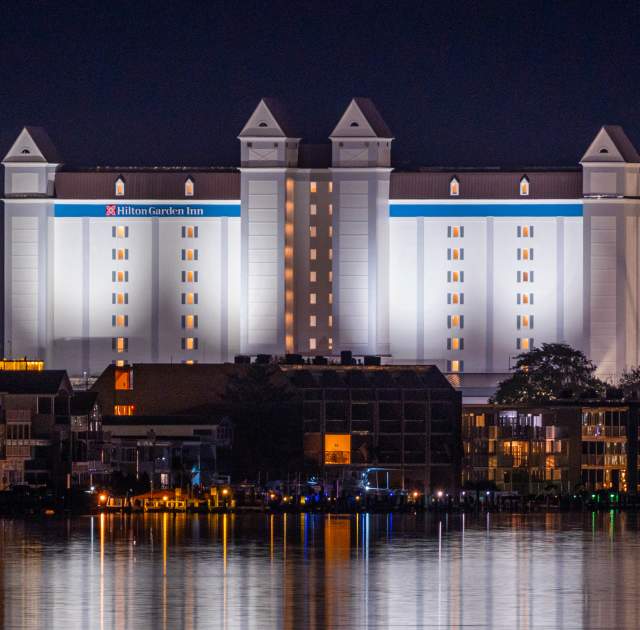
2,99 -> 640,382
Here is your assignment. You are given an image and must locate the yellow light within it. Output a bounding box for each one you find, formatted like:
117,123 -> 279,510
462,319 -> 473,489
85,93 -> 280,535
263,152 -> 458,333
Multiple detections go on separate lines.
270,493 -> 276,500
99,494 -> 107,503
163,495 -> 168,501
412,491 -> 419,498
355,496 -> 360,502
222,488 -> 229,496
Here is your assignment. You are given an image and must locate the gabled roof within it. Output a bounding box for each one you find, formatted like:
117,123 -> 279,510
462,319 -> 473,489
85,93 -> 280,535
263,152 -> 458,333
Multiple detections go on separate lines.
70,391 -> 98,415
0,370 -> 71,395
238,98 -> 299,138
3,127 -> 61,163
581,125 -> 640,163
331,98 -> 393,139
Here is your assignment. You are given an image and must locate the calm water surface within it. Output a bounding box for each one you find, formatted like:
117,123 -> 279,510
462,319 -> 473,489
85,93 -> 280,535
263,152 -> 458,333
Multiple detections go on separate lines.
1,511 -> 639,629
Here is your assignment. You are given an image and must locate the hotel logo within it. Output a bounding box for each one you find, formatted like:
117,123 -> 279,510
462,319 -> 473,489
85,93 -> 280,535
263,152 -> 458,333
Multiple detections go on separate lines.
105,205 -> 117,216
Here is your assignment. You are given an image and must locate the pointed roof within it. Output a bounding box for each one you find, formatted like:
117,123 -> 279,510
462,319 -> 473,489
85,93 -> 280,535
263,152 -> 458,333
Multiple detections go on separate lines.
238,98 -> 299,138
3,126 -> 61,163
331,98 -> 393,139
581,125 -> 640,163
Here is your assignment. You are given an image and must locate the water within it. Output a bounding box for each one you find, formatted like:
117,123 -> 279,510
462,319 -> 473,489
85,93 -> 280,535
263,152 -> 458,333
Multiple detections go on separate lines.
1,511 -> 639,629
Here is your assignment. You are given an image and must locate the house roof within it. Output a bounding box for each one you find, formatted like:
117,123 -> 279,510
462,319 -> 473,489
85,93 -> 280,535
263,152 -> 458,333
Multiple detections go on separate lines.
0,370 -> 71,395
601,125 -> 640,162
24,127 -> 62,163
352,98 -> 393,138
261,97 -> 300,138
70,391 -> 98,415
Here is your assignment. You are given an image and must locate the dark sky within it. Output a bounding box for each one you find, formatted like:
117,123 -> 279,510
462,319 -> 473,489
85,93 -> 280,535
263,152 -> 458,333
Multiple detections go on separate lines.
1,1 -> 639,168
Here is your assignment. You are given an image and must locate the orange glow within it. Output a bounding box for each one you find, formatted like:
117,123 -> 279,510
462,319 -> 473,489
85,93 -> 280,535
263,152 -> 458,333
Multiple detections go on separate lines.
114,405 -> 135,416
324,434 -> 351,465
99,494 -> 107,503
114,368 -> 132,390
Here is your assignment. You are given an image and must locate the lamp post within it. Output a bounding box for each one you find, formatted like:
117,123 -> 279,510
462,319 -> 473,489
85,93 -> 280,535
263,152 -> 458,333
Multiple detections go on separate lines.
148,429 -> 156,495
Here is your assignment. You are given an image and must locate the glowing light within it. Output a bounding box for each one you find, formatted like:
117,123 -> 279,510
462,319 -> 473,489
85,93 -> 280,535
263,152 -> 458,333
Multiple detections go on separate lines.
222,488 -> 229,496
437,490 -> 443,498
163,495 -> 169,501
99,494 -> 107,503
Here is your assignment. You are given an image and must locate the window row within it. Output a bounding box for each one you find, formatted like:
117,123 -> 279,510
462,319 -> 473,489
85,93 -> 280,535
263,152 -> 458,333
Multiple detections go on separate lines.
516,315 -> 534,329
181,249 -> 198,261
447,270 -> 464,282
112,248 -> 129,260
112,226 -> 129,238
447,248 -> 464,260
114,177 -> 195,197
310,203 -> 333,216
446,177 -> 529,197
181,226 -> 198,238
447,337 -> 464,350
517,270 -> 535,283
309,315 -> 333,327
309,182 -> 333,194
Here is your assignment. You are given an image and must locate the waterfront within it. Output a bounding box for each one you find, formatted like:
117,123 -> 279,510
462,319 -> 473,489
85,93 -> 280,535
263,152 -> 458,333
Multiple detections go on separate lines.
2,512 -> 640,629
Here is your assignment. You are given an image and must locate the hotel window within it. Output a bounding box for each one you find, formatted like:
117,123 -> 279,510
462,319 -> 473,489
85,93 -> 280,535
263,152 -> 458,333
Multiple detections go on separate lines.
447,337 -> 464,350
185,177 -> 195,197
517,293 -> 534,305
517,225 -> 534,238
112,292 -> 129,305
328,270 -> 333,282
182,292 -> 198,305
517,270 -> 534,283
181,226 -> 199,238
310,181 -> 317,193
310,249 -> 317,261
114,367 -> 133,390
112,225 -> 129,238
519,176 -> 530,196
182,249 -> 198,261
115,177 -> 125,196
448,248 -> 464,260
517,315 -> 534,329
329,292 -> 333,304
309,226 -> 317,238
447,293 -> 464,305
448,315 -> 465,329
449,177 -> 460,197
448,226 -> 464,238
447,359 -> 464,373
112,314 -> 129,327
310,293 -> 317,305
114,404 -> 135,416
517,337 -> 533,350
182,270 -> 199,283
328,315 -> 333,327
310,204 -> 317,216
181,337 -> 198,350
447,271 -> 464,282
328,204 -> 333,216
328,225 -> 333,238
112,248 -> 129,260
310,271 -> 317,282
329,248 -> 333,260
309,338 -> 317,350
181,315 -> 198,329
328,182 -> 333,193
309,315 -> 317,327
112,270 -> 129,282
112,337 -> 128,353
517,248 -> 534,260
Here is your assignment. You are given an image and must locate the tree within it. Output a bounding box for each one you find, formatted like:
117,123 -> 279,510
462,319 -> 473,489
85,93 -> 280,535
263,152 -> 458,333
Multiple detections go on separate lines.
619,366 -> 640,396
224,365 -> 303,482
490,343 -> 605,404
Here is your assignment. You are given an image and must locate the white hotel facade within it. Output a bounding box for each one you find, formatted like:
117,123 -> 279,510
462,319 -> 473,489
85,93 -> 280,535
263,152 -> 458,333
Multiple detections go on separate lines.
2,98 -> 640,382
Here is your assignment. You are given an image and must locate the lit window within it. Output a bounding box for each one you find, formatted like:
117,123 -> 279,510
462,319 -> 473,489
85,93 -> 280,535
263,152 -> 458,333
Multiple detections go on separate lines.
449,270 -> 463,282
520,176 -> 530,196
328,182 -> 333,193
184,315 -> 196,329
114,368 -> 132,390
328,225 -> 333,238
324,434 -> 350,465
329,292 -> 333,304
328,315 -> 333,327
328,271 -> 333,282
113,248 -> 128,261
183,249 -> 197,261
310,204 -> 317,216
518,225 -> 534,238
448,293 -> 463,305
449,315 -> 464,328
329,248 -> 333,260
518,337 -> 533,350
114,337 -> 127,353
185,178 -> 194,197
449,337 -> 464,350
115,360 -> 126,368
114,405 -> 135,416
450,360 -> 461,373
114,314 -> 127,327
310,293 -> 317,305
310,271 -> 317,282
310,249 -> 317,261
310,226 -> 317,238
185,337 -> 196,350
310,182 -> 317,193
309,338 -> 317,350
115,270 -> 127,282
310,315 -> 317,327
115,177 -> 125,197
328,204 -> 333,216
448,226 -> 464,238
183,292 -> 196,305
113,292 -> 128,305
182,226 -> 198,238
449,177 -> 460,197
448,248 -> 463,260
113,225 -> 127,238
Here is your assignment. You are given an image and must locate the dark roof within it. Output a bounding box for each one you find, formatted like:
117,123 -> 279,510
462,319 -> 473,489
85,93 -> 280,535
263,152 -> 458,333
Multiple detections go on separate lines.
24,127 -> 61,163
602,125 -> 640,162
353,98 -> 393,138
103,414 -> 220,426
390,170 -> 582,199
262,97 -> 300,138
0,370 -> 70,395
70,391 -> 98,415
55,171 -> 240,199
298,144 -> 332,168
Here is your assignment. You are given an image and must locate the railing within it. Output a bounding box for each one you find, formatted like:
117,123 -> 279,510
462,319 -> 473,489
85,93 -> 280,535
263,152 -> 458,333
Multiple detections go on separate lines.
581,454 -> 627,467
5,445 -> 30,458
324,451 -> 350,465
6,410 -> 31,422
582,426 -> 626,438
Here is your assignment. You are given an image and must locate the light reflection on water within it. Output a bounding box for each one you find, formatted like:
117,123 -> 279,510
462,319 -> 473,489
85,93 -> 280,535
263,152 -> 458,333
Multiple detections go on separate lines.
2,511 -> 640,629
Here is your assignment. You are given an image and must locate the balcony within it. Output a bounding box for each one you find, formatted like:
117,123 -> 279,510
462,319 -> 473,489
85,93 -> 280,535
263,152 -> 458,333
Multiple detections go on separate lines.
324,451 -> 350,465
582,426 -> 626,438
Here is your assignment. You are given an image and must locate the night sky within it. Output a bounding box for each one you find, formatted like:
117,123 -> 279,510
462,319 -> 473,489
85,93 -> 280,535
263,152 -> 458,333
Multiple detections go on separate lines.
1,1 -> 639,169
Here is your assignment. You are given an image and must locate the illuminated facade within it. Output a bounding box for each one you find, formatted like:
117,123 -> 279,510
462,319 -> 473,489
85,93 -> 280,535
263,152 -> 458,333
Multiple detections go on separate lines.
3,102 -> 640,380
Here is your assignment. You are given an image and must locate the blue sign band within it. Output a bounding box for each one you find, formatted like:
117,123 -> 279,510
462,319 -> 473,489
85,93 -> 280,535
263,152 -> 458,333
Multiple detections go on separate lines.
54,203 -> 241,218
389,203 -> 583,217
